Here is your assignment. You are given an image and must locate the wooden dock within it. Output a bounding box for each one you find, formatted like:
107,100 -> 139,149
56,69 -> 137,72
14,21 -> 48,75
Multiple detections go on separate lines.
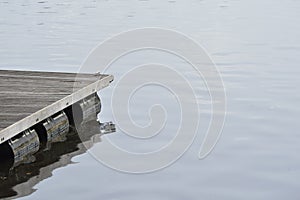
0,70 -> 114,145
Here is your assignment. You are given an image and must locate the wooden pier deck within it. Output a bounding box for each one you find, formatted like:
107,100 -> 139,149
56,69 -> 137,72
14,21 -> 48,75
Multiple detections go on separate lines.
0,70 -> 113,144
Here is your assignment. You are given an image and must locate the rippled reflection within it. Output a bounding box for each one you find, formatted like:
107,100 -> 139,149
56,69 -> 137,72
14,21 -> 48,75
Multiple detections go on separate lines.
0,120 -> 114,199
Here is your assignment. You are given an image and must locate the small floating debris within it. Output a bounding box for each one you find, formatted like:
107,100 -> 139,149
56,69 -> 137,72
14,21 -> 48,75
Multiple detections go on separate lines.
99,122 -> 116,134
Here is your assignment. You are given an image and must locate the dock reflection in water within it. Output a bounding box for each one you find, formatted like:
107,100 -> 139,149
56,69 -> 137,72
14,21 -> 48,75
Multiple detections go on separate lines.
0,120 -> 115,199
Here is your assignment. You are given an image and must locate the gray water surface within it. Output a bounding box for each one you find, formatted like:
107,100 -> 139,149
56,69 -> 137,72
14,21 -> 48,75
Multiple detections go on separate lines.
1,0 -> 300,199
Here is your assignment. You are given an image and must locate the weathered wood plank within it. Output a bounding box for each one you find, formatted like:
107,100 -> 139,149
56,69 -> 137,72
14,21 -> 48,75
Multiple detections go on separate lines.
0,70 -> 113,144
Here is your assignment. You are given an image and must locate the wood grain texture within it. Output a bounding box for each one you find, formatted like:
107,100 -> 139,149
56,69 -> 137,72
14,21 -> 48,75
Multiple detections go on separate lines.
0,70 -> 113,143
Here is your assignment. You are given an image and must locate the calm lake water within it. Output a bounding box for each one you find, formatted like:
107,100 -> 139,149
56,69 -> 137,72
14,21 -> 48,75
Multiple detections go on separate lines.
1,0 -> 300,199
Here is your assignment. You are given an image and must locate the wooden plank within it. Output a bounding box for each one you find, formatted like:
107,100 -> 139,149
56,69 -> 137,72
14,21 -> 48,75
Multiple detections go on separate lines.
0,70 -> 113,144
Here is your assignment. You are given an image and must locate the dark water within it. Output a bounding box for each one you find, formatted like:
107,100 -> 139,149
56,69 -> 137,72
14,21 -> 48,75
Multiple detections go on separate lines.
0,121 -> 107,199
1,0 -> 300,199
